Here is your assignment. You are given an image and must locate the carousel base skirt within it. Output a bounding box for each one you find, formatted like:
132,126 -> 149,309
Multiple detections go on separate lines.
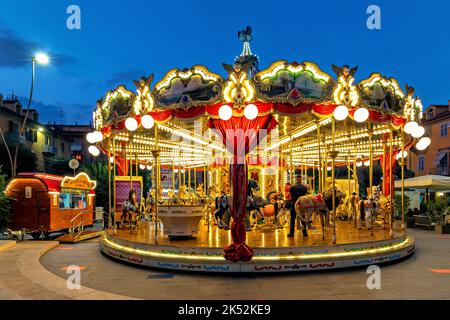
99,221 -> 415,273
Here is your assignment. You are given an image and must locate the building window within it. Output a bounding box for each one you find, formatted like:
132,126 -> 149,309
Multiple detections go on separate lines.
418,155 -> 425,171
440,123 -> 448,137
8,121 -> 18,133
45,135 -> 52,146
427,109 -> 434,120
61,142 -> 65,153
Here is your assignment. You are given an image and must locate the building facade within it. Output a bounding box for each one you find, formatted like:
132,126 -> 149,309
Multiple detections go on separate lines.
0,93 -> 92,175
410,101 -> 450,176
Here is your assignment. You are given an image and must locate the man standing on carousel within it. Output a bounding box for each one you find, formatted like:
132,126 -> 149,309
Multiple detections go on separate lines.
288,173 -> 309,238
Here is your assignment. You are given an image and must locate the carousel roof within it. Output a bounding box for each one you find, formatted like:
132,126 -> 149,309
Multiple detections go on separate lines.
91,28 -> 427,168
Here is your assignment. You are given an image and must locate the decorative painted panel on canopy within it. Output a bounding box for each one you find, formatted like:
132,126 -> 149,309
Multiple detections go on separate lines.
358,73 -> 405,112
95,85 -> 135,129
153,65 -> 224,109
253,61 -> 335,105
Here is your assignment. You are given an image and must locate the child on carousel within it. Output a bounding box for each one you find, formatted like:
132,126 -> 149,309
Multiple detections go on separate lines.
121,189 -> 139,227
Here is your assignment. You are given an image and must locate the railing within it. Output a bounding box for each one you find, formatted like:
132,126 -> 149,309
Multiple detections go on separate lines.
70,212 -> 85,241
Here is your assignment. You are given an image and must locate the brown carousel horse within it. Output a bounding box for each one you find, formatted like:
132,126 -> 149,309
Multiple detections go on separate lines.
294,188 -> 346,239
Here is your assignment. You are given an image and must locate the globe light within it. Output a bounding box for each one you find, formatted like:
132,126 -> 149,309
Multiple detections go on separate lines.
396,150 -> 408,160
411,125 -> 425,138
416,137 -> 431,151
146,165 -> 152,170
86,132 -> 96,144
404,121 -> 418,135
356,161 -> 363,167
139,164 -> 145,170
34,53 -> 49,65
88,145 -> 100,157
109,156 -> 114,163
333,105 -> 349,121
141,114 -> 155,129
125,117 -> 138,131
354,107 -> 369,123
218,105 -> 232,121
92,130 -> 103,142
363,160 -> 370,167
327,166 -> 332,171
244,104 -> 258,120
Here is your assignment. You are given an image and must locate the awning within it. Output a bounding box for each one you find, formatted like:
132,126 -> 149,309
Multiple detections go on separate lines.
434,151 -> 448,165
395,174 -> 450,191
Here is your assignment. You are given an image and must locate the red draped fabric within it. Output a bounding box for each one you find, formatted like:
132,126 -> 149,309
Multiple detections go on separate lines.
207,115 -> 278,262
380,151 -> 398,196
116,156 -> 129,176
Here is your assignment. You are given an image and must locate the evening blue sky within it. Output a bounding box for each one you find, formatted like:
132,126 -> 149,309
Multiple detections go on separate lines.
0,0 -> 449,124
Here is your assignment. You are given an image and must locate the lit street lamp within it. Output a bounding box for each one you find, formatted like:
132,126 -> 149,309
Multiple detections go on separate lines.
1,53 -> 50,177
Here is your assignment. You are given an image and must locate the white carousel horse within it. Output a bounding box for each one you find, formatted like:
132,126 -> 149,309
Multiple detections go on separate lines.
294,188 -> 346,239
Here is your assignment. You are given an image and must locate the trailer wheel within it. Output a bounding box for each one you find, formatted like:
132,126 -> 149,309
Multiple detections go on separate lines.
31,232 -> 41,240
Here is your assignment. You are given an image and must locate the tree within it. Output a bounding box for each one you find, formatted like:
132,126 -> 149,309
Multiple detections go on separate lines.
0,135 -> 37,178
45,157 -> 73,176
81,158 -> 109,209
0,166 -> 12,231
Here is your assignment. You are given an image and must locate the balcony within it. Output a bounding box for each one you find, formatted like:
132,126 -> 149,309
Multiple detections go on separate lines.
42,144 -> 56,155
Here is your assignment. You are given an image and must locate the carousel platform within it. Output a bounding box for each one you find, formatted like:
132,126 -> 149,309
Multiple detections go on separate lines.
99,221 -> 415,273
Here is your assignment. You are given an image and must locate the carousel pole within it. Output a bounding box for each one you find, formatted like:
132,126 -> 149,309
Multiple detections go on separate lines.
289,135 -> 293,185
113,140 -> 117,235
368,123 -> 374,236
330,118 -> 338,244
353,140 -> 358,228
172,161 -> 175,191
382,137 -> 387,230
389,129 -> 394,237
317,120 -> 322,193
108,145 -> 112,229
129,137 -> 133,190
152,125 -> 160,244
400,127 -> 406,232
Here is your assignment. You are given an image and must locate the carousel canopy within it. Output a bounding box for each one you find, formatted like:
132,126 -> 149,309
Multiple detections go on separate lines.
90,27 -> 426,169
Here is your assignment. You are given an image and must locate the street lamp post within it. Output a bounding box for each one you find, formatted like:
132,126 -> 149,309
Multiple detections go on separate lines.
2,53 -> 50,177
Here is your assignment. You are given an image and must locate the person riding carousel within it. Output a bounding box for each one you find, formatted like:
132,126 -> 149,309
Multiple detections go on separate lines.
121,189 -> 139,228
215,190 -> 231,229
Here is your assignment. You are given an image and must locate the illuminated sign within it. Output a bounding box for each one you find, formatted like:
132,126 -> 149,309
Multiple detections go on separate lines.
61,172 -> 97,190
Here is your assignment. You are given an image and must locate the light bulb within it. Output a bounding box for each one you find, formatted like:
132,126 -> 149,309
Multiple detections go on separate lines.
404,121 -> 418,135
141,114 -> 154,129
92,130 -> 103,143
86,132 -> 96,144
354,107 -> 369,123
244,104 -> 258,120
411,125 -> 425,138
333,105 -> 349,121
218,105 -> 232,121
125,117 -> 138,131
88,145 -> 100,157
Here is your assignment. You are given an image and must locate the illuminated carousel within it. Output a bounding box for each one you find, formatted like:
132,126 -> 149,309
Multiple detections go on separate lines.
91,28 -> 428,272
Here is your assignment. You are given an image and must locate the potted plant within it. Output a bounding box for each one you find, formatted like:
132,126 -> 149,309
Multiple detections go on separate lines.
432,195 -> 450,234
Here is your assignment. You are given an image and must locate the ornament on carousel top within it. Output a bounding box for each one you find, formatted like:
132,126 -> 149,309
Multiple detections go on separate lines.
332,64 -> 360,107
222,61 -> 255,108
133,74 -> 154,115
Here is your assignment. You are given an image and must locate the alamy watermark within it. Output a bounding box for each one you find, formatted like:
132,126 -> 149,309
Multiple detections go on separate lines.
66,5 -> 81,30
66,265 -> 81,290
367,5 -> 381,30
366,265 -> 381,290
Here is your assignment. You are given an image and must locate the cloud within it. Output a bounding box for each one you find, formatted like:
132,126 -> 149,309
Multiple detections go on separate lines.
106,69 -> 148,86
17,96 -> 93,125
0,24 -> 76,68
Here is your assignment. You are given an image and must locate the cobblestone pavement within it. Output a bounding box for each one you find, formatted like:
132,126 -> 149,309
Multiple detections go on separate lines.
36,228 -> 450,300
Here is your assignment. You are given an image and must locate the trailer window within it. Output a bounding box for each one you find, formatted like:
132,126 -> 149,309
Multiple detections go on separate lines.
59,190 -> 87,209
